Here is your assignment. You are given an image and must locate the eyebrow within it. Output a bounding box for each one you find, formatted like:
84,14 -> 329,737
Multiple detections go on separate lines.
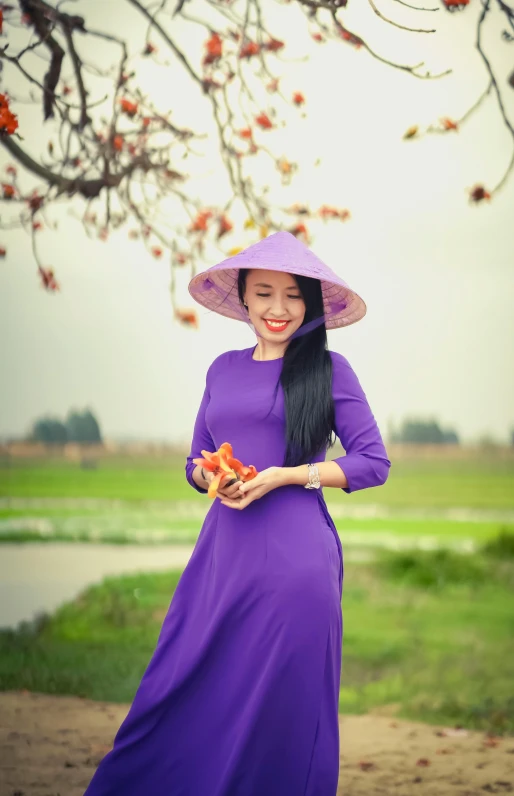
253,282 -> 300,290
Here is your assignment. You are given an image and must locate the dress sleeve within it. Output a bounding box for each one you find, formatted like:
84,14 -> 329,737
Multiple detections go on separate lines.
184,361 -> 217,494
329,352 -> 391,494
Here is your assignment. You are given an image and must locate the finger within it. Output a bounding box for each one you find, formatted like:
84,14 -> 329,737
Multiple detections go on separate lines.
218,480 -> 243,499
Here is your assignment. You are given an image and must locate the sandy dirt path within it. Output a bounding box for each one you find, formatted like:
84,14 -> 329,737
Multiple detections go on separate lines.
0,690 -> 512,795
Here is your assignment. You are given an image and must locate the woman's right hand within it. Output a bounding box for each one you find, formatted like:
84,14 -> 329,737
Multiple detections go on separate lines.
205,471 -> 244,500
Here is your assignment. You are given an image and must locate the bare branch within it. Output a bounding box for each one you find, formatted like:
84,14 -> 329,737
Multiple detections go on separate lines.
367,0 -> 436,31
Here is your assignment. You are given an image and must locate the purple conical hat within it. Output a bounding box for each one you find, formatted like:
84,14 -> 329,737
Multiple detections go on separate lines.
188,231 -> 366,337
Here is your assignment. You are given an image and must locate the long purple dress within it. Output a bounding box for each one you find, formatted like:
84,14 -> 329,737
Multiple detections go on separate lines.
83,345 -> 391,796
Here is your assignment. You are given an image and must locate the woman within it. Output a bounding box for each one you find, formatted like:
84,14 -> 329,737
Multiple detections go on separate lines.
83,230 -> 391,796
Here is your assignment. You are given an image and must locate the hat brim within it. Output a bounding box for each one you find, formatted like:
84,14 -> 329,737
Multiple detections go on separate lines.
188,263 -> 367,329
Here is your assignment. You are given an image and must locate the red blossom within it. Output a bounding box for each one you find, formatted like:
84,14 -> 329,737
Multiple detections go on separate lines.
217,214 -> 233,239
0,246 -> 6,258
62,85 -> 72,96
0,94 -> 19,136
119,98 -> 138,117
339,28 -> 363,48
255,112 -> 273,130
203,32 -> 223,66
238,127 -> 253,139
142,116 -> 151,128
175,308 -> 199,328
239,41 -> 260,59
32,221 -> 43,231
2,183 -> 15,199
312,33 -> 324,43
441,117 -> 458,131
264,38 -> 284,52
469,184 -> 491,203
266,79 -> 280,93
289,222 -> 309,242
5,165 -> 17,176
292,92 -> 305,106
190,210 -> 213,232
143,42 -> 157,55
113,134 -> 124,151
318,205 -> 351,221
151,246 -> 163,258
174,252 -> 188,265
39,267 -> 59,291
443,0 -> 470,8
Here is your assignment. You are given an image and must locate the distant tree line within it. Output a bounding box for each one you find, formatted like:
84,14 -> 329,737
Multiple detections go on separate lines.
29,409 -> 102,445
389,419 -> 459,445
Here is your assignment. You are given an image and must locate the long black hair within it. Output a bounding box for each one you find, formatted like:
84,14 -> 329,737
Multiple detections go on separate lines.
237,268 -> 337,468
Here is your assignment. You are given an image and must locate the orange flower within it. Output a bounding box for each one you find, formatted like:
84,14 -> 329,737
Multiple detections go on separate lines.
255,112 -> 273,130
189,210 -> 213,232
318,205 -> 351,221
0,246 -> 6,258
289,222 -> 309,242
238,127 -> 253,139
193,442 -> 258,499
113,134 -> 124,151
203,32 -> 223,65
39,267 -> 59,291
2,183 -> 15,199
264,38 -> 284,52
0,94 -> 19,136
175,308 -> 199,329
441,117 -> 458,131
292,92 -> 305,106
312,33 -> 324,43
143,42 -> 157,55
239,41 -> 260,59
217,214 -> 233,239
151,246 -> 163,258
119,98 -> 138,117
5,164 -> 17,176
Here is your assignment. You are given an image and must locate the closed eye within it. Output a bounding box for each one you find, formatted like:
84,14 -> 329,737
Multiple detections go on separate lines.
257,294 -> 302,299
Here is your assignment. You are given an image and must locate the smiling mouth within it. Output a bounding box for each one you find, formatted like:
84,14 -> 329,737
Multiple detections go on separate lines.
264,319 -> 291,332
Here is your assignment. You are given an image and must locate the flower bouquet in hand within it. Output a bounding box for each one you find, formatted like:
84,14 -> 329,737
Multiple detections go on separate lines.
193,442 -> 258,499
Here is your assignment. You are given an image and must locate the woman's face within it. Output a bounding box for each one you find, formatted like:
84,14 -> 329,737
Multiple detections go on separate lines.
243,269 -> 306,343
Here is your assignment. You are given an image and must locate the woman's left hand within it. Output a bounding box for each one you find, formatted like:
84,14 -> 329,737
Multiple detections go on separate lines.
219,467 -> 284,510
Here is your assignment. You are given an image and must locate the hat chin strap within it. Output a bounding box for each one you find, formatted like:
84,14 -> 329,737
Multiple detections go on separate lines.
248,313 -> 327,341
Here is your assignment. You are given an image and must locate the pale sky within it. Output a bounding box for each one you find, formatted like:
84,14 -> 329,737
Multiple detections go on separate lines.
1,1 -> 513,446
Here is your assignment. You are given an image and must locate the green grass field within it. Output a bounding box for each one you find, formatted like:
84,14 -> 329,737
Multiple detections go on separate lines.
1,450 -> 513,732
1,453 -> 513,548
1,540 -> 512,733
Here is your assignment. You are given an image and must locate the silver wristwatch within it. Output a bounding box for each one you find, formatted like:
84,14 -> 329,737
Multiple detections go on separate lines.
304,463 -> 321,489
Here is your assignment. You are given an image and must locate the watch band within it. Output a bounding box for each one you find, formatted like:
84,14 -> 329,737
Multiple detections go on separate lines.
304,463 -> 321,489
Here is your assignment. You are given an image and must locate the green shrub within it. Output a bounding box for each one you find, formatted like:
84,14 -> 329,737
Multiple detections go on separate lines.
481,527 -> 514,559
374,548 -> 488,589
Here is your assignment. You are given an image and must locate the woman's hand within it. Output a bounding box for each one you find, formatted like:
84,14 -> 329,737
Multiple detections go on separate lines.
204,470 -> 245,501
219,467 -> 284,510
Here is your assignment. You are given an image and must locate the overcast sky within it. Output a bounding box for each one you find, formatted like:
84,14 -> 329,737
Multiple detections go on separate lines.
1,1 -> 513,446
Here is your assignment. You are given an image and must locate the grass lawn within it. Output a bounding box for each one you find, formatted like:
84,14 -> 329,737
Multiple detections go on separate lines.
1,540 -> 512,735
1,453 -> 514,510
